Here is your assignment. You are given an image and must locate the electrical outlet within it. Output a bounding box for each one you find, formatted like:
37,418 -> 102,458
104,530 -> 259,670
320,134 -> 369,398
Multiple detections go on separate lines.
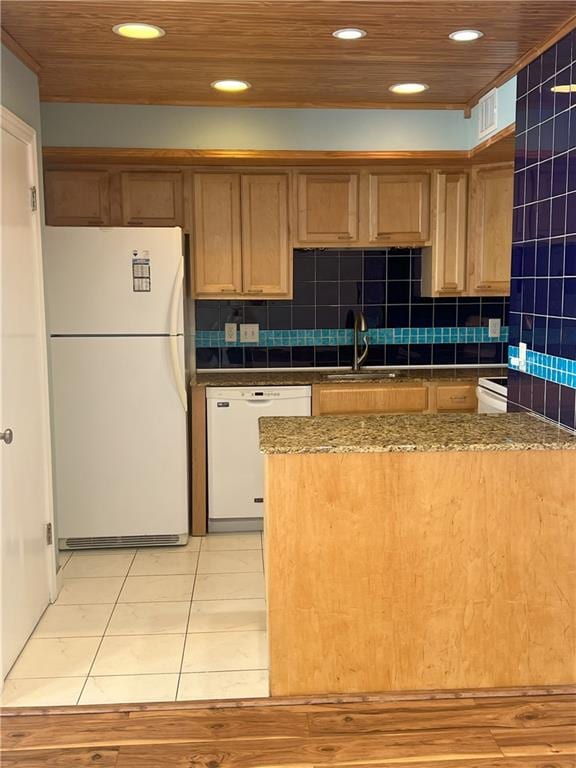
224,323 -> 237,343
519,342 -> 527,372
240,323 -> 259,343
488,318 -> 501,338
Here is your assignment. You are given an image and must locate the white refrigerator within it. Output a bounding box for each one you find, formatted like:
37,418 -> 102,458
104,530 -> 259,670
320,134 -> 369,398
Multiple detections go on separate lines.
44,227 -> 189,549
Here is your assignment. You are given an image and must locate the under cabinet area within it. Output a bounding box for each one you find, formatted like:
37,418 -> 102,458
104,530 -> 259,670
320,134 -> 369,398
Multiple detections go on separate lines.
193,172 -> 291,299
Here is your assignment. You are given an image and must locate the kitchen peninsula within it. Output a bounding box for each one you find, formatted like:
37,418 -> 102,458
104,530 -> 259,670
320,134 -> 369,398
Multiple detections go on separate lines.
260,412 -> 576,697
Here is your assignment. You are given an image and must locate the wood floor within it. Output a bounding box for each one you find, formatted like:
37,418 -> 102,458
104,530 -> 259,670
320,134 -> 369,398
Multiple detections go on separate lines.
1,690 -> 575,767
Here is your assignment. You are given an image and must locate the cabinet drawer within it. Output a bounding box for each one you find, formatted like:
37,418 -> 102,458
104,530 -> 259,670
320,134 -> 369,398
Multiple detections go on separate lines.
435,384 -> 477,412
313,384 -> 428,415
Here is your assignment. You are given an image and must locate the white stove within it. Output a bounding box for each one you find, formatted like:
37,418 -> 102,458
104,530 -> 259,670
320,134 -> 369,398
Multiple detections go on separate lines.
477,376 -> 508,413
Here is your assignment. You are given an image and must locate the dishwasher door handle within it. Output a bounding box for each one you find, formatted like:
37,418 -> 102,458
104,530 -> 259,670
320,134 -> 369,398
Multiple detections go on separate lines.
245,399 -> 273,405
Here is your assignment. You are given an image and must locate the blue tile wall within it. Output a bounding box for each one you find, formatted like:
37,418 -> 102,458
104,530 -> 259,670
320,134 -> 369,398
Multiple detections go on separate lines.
196,248 -> 509,370
509,29 -> 576,431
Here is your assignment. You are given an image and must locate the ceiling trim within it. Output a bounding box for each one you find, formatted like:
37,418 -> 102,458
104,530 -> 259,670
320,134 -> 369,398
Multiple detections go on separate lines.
465,12 -> 576,112
1,27 -> 41,74
40,96 -> 467,111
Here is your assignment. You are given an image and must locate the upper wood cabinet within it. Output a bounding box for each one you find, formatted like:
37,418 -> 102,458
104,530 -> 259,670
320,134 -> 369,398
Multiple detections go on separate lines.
422,171 -> 468,296
44,170 -> 111,226
241,174 -> 290,296
193,172 -> 291,299
193,174 -> 243,296
467,164 -> 513,295
367,173 -> 430,245
120,171 -> 182,226
295,173 -> 359,245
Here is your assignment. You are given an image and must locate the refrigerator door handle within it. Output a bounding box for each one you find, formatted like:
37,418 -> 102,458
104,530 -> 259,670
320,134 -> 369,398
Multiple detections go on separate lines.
169,258 -> 187,412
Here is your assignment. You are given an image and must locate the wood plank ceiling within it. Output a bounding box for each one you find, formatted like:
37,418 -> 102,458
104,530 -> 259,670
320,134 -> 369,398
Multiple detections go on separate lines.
2,1 -> 575,109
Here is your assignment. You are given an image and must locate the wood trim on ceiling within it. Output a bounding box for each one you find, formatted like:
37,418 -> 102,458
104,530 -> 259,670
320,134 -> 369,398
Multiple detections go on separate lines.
1,27 -> 41,74
465,12 -> 576,113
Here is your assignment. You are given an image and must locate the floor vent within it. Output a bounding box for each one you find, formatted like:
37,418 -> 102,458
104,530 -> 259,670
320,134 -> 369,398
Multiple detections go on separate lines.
62,534 -> 183,550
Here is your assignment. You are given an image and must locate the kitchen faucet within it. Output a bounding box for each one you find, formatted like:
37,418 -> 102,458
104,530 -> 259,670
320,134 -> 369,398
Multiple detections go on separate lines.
352,310 -> 369,371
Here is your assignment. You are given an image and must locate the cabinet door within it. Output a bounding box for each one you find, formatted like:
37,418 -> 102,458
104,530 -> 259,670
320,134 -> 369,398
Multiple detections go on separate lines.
44,170 -> 110,226
312,384 -> 428,415
296,173 -> 359,244
368,173 -> 430,244
467,164 -> 513,295
121,172 -> 182,226
422,172 -> 468,296
193,174 -> 242,297
435,384 -> 477,412
241,174 -> 291,298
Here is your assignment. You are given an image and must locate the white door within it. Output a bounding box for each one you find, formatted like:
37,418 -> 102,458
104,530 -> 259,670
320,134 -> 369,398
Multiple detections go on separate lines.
1,108 -> 56,678
50,336 -> 188,542
43,227 -> 184,335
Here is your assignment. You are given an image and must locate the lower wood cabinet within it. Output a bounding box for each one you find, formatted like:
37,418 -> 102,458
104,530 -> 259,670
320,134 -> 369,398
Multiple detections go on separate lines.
312,380 -> 478,415
434,383 -> 477,412
44,170 -> 111,226
120,171 -> 183,226
312,384 -> 429,415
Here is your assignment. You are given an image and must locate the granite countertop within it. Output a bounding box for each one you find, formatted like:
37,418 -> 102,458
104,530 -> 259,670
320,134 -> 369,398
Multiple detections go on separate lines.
259,412 -> 576,454
194,366 -> 507,387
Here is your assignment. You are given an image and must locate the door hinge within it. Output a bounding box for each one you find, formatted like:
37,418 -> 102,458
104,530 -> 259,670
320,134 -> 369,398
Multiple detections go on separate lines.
46,522 -> 53,545
30,186 -> 38,212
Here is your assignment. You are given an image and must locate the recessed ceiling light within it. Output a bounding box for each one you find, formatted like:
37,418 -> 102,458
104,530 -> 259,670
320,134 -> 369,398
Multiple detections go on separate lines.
449,29 -> 484,42
211,79 -> 252,93
389,82 -> 429,94
332,28 -> 367,40
112,22 -> 165,39
551,83 -> 576,93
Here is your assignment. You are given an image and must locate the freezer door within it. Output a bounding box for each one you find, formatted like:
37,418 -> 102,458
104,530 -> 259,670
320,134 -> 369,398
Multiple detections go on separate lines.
50,336 -> 188,539
208,391 -> 311,520
44,227 -> 184,335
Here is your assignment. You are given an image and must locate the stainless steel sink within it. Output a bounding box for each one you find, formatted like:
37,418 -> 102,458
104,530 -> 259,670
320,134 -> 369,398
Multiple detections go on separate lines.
323,371 -> 408,381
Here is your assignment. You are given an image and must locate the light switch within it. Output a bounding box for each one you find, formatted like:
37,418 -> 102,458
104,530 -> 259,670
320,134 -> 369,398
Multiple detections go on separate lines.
488,318 -> 501,338
224,323 -> 237,343
519,341 -> 527,372
240,323 -> 259,343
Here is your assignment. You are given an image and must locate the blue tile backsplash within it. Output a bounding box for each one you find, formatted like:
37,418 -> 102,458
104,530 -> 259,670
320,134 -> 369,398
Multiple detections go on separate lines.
196,248 -> 509,370
509,28 -> 576,431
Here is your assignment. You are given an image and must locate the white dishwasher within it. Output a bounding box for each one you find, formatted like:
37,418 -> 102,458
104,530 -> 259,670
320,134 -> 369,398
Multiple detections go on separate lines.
206,386 -> 311,532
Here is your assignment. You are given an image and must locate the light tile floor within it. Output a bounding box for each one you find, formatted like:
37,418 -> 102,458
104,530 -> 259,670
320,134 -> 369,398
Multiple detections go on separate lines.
1,533 -> 269,707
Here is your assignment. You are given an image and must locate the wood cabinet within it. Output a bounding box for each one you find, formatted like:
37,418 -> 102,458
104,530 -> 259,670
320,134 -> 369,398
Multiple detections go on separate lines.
312,383 -> 429,415
44,170 -> 111,225
422,171 -> 468,296
367,173 -> 430,245
241,174 -> 290,296
193,174 -> 243,296
422,163 -> 513,297
193,172 -> 290,299
467,164 -> 513,295
434,383 -> 477,412
120,171 -> 182,226
295,173 -> 359,244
